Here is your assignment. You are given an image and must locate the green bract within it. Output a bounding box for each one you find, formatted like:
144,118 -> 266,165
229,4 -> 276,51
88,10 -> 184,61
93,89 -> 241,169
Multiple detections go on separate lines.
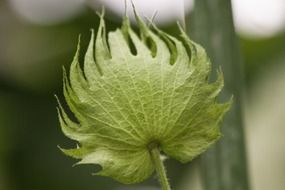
57,13 -> 232,184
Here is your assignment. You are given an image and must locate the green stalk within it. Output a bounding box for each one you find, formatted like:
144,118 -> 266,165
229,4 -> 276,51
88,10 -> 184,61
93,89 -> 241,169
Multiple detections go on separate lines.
150,147 -> 171,190
189,0 -> 250,190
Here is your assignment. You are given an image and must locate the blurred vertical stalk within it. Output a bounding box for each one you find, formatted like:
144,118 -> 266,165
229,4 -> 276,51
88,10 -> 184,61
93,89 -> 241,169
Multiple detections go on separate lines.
188,0 -> 250,190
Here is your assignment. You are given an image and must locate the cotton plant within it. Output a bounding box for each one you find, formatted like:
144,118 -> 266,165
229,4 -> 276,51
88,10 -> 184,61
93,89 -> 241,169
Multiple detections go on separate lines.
56,9 -> 232,190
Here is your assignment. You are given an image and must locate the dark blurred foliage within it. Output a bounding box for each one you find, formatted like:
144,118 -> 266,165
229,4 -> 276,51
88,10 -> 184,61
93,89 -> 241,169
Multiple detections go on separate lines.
0,2 -> 97,93
0,0 -> 285,190
241,33 -> 285,85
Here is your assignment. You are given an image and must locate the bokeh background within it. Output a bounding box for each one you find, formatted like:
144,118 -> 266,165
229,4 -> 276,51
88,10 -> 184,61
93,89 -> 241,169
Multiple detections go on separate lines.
0,0 -> 285,190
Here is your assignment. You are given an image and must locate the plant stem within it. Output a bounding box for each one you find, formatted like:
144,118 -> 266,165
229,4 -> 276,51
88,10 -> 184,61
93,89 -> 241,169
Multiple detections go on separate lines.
150,147 -> 171,190
189,0 -> 250,190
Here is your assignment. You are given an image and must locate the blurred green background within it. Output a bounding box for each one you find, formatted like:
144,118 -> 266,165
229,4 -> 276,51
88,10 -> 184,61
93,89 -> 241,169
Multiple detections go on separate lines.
0,0 -> 285,190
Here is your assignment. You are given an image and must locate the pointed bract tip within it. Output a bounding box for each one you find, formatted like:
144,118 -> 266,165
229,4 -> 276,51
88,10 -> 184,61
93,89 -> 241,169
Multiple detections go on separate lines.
96,6 -> 105,18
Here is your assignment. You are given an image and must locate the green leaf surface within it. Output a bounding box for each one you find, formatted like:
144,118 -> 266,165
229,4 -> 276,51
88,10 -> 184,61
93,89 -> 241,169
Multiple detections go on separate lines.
57,13 -> 232,184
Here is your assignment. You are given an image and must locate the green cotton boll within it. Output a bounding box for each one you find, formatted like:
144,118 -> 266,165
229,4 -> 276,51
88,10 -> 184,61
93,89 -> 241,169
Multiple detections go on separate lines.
56,11 -> 232,184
